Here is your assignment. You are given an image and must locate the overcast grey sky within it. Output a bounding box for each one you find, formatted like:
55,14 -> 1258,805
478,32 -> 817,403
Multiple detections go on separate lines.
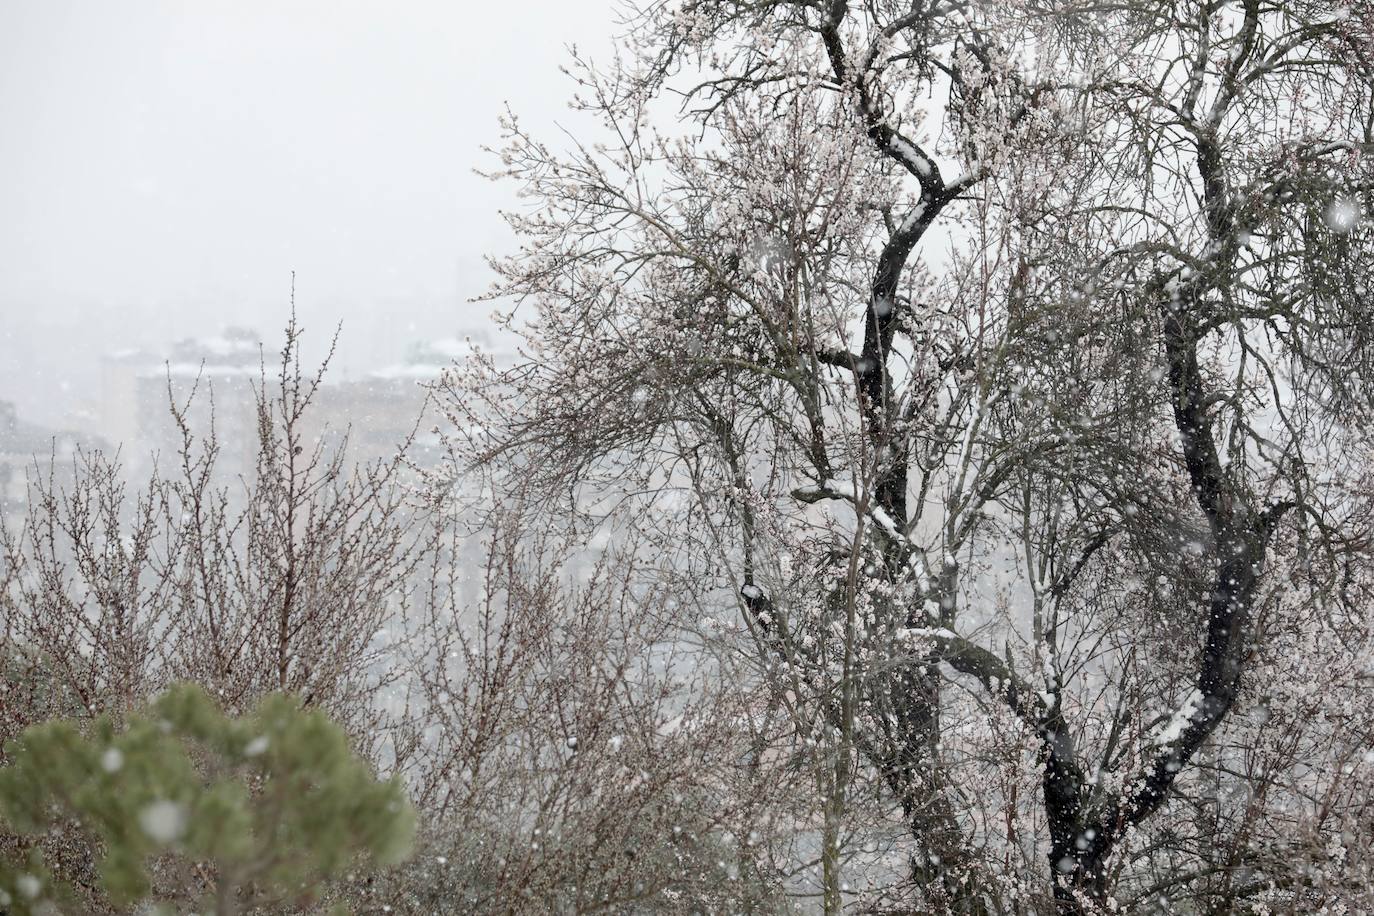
0,0 -> 614,427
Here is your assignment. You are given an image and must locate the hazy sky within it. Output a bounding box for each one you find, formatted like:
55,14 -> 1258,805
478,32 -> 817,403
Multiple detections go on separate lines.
0,0 -> 614,427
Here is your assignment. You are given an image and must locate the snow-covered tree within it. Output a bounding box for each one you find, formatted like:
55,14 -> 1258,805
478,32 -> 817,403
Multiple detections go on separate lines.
440,0 -> 1374,911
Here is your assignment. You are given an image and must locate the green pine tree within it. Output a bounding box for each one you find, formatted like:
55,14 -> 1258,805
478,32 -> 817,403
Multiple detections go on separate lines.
0,683 -> 414,915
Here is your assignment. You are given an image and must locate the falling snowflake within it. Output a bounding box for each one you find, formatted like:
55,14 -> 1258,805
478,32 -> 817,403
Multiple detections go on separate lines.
1322,196 -> 1362,233
139,800 -> 188,844
101,747 -> 124,773
15,874 -> 41,899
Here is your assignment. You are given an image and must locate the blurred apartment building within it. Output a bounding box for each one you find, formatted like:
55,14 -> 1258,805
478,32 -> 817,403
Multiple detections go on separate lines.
93,327 -> 506,484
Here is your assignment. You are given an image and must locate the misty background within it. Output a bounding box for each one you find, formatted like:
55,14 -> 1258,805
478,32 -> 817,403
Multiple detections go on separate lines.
0,0 -> 613,432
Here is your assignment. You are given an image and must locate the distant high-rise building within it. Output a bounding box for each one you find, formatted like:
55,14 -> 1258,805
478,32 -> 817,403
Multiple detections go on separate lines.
93,326 -> 510,482
132,327 -> 264,483
98,347 -> 154,465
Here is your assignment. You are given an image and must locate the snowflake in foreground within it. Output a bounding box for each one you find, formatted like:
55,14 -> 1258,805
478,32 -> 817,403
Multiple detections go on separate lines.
1322,196 -> 1362,233
139,799 -> 188,844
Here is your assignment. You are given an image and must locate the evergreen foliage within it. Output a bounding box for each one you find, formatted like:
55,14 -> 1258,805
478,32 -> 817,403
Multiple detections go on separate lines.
0,683 -> 414,915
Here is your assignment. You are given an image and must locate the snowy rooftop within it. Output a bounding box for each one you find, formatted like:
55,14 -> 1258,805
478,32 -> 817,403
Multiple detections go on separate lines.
126,327 -> 263,379
111,327 -> 517,383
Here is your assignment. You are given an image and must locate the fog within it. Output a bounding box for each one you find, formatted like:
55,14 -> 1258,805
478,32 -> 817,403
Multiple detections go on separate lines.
0,0 -> 613,431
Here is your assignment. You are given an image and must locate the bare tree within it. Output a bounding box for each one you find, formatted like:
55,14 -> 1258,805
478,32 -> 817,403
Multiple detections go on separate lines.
440,0 -> 1374,912
1,315 -> 421,748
